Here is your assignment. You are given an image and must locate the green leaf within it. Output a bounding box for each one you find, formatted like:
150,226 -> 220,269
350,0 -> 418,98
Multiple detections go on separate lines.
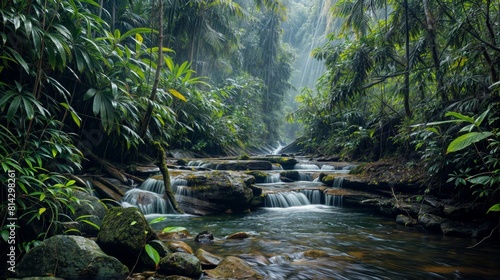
38,208 -> 46,215
447,132 -> 493,153
487,203 -> 500,213
145,244 -> 160,266
149,216 -> 167,225
445,111 -> 474,123
130,221 -> 137,226
162,226 -> 187,233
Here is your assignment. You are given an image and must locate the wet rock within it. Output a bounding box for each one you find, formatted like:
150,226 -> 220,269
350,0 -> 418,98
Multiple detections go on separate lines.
418,213 -> 446,233
226,232 -> 250,239
319,173 -> 336,186
195,248 -> 223,268
204,256 -> 263,279
166,240 -> 194,254
15,235 -> 128,279
97,207 -> 156,268
212,160 -> 273,171
158,252 -> 202,278
178,171 -> 254,214
303,249 -> 329,258
195,230 -> 214,243
68,190 -> 107,236
441,221 -> 475,237
396,214 -> 417,226
280,170 -> 300,182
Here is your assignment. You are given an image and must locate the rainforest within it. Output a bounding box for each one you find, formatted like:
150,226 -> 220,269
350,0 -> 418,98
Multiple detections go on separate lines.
1,0 -> 500,279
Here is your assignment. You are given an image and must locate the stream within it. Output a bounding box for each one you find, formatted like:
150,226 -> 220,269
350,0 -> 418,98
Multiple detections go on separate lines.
148,205 -> 500,279
123,159 -> 500,279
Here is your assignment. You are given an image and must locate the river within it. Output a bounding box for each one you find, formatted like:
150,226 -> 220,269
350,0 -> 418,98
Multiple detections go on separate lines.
149,204 -> 500,279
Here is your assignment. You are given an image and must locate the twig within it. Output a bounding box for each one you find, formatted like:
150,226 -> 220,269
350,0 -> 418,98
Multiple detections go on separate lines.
467,225 -> 499,249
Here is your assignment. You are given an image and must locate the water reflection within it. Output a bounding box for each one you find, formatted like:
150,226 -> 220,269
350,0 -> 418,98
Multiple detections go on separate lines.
149,206 -> 500,279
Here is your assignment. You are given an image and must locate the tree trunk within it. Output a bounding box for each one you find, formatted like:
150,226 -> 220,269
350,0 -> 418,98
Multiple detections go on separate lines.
138,0 -> 164,139
154,142 -> 184,214
422,0 -> 445,102
403,0 -> 412,118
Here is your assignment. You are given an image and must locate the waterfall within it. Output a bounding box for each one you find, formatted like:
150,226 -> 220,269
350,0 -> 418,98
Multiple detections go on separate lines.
300,189 -> 323,204
320,165 -> 337,171
325,194 -> 343,208
122,188 -> 176,214
298,173 -> 312,181
121,177 -> 178,214
293,163 -> 320,170
332,177 -> 345,188
264,192 -> 311,208
139,178 -> 165,193
264,173 -> 281,183
187,160 -> 212,169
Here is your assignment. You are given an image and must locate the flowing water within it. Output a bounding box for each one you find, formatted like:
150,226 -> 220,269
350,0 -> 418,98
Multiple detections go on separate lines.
122,163 -> 500,279
149,206 -> 500,280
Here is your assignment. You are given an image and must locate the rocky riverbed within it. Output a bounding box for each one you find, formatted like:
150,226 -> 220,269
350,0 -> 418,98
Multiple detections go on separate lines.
8,154 -> 500,279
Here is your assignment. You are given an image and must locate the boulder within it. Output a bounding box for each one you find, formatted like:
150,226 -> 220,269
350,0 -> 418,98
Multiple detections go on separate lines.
178,171 -> 255,213
280,170 -> 300,182
166,240 -> 194,254
15,235 -> 128,280
204,256 -> 263,279
195,248 -> 223,268
97,207 -> 156,267
418,213 -> 446,233
68,190 -> 107,236
212,160 -> 273,171
158,252 -> 202,278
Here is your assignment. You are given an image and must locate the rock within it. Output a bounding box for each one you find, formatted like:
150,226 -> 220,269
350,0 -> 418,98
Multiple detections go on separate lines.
140,240 -> 172,270
396,214 -> 417,226
158,252 -> 202,278
280,170 -> 300,182
195,248 -> 223,268
178,171 -> 255,213
97,207 -> 156,267
320,173 -> 336,186
212,160 -> 273,171
441,221 -> 475,237
166,240 -> 194,254
195,230 -> 214,243
68,190 -> 107,236
204,256 -> 263,279
303,249 -> 329,258
15,235 -> 128,279
226,232 -> 250,239
418,213 -> 446,233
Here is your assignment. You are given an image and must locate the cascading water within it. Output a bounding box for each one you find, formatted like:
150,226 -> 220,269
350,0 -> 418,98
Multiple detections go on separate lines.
264,173 -> 281,184
300,189 -> 323,204
264,192 -> 311,208
122,188 -> 176,214
332,177 -> 344,188
293,163 -> 320,170
325,194 -> 343,207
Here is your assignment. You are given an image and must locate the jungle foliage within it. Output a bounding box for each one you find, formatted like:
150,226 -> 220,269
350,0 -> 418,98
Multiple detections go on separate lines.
290,0 -> 500,206
0,0 -> 291,256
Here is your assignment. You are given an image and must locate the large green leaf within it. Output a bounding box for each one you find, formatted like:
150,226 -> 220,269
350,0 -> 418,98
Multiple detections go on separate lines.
145,244 -> 160,266
487,203 -> 500,213
447,132 -> 493,154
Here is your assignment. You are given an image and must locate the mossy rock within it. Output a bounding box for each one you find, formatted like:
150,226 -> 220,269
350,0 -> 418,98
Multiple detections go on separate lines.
280,170 -> 300,181
158,252 -> 202,278
320,173 -> 336,186
97,207 -> 156,268
303,249 -> 329,258
245,170 -> 269,183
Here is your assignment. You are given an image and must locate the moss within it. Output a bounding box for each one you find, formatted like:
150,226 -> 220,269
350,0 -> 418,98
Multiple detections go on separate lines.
320,174 -> 336,186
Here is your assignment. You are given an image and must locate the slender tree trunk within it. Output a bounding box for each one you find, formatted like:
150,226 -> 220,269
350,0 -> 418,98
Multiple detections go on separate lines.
422,0 -> 445,102
403,0 -> 412,118
154,142 -> 184,214
139,0 -> 164,139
